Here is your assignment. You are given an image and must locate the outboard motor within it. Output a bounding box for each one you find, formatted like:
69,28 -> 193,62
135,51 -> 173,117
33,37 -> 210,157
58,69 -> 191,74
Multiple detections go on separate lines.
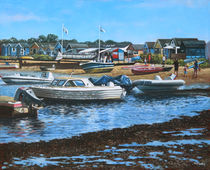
14,87 -> 43,106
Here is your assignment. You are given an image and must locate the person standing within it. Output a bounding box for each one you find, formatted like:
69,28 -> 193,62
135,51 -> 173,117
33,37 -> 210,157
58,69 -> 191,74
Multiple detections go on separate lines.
162,55 -> 166,67
144,57 -> 147,65
173,58 -> 179,77
193,60 -> 198,78
183,64 -> 188,77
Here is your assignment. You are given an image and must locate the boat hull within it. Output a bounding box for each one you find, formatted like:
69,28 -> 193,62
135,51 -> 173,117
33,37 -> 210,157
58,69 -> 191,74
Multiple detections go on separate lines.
1,77 -> 53,84
80,62 -> 114,73
0,65 -> 18,69
131,67 -> 163,75
133,79 -> 185,92
31,86 -> 125,101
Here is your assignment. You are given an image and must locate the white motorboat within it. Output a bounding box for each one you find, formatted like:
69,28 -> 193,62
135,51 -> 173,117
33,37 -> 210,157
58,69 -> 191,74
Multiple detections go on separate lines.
132,74 -> 185,92
1,72 -> 54,85
30,77 -> 126,101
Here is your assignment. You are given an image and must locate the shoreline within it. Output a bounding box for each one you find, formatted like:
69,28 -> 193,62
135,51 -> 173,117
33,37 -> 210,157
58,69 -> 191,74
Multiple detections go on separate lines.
0,109 -> 209,169
15,64 -> 210,85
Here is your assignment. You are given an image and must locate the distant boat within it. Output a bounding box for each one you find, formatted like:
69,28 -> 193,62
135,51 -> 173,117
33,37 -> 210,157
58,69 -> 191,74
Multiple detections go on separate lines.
1,72 -> 54,84
0,63 -> 18,69
80,61 -> 114,73
132,74 -> 185,93
131,66 -> 163,75
40,65 -> 56,71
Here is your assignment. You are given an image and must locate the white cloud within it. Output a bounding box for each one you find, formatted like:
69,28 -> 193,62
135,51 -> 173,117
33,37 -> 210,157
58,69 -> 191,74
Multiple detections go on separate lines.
0,13 -> 44,23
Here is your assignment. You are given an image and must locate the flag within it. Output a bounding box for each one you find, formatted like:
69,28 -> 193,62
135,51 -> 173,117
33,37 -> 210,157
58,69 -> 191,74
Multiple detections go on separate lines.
100,26 -> 105,33
63,26 -> 69,35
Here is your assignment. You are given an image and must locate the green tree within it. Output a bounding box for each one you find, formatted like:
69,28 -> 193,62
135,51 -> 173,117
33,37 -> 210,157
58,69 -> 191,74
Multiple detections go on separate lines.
27,38 -> 37,44
38,35 -> 47,43
9,37 -> 18,43
46,34 -> 58,42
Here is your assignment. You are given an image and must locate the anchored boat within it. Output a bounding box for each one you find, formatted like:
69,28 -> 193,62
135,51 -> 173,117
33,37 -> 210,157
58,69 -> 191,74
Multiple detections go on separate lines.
80,61 -> 114,73
132,74 -> 185,92
30,77 -> 126,101
1,72 -> 54,84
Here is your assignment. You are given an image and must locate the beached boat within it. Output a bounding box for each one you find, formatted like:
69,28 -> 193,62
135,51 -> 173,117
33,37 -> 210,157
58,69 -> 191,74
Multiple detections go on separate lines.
131,66 -> 164,75
1,72 -> 54,84
80,61 -> 114,73
0,63 -> 18,69
40,65 -> 56,71
132,74 -> 185,92
30,77 -> 126,101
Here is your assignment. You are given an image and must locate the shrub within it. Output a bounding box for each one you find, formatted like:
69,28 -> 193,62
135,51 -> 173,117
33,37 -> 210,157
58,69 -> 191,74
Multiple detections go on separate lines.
0,56 -> 17,60
165,59 -> 174,65
32,54 -> 54,60
179,59 -> 185,66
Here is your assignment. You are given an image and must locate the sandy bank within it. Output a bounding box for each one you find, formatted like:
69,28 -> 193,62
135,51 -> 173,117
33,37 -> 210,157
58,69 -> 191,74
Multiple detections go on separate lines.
19,64 -> 210,85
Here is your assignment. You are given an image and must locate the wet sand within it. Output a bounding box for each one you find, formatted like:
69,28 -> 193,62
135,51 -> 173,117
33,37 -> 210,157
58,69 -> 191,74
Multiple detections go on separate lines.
0,109 -> 209,169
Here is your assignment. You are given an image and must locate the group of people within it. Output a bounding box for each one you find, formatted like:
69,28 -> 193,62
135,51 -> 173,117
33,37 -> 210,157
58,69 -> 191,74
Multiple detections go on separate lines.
173,58 -> 199,78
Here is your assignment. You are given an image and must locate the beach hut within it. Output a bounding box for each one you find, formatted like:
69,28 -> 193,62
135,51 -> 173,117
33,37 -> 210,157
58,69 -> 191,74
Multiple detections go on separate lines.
112,48 -> 124,61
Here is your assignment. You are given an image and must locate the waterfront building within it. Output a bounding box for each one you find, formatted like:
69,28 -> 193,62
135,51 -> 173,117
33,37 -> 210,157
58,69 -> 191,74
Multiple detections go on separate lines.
143,42 -> 155,54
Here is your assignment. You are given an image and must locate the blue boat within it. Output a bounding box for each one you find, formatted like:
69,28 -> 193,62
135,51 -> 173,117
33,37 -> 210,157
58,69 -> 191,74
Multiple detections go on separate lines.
80,61 -> 114,73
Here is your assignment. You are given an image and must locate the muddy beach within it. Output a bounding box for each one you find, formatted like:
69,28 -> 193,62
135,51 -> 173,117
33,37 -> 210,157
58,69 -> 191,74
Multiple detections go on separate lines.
0,108 -> 209,169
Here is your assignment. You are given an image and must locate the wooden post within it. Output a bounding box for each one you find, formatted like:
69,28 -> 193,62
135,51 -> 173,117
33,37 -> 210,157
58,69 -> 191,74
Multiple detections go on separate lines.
19,59 -> 22,69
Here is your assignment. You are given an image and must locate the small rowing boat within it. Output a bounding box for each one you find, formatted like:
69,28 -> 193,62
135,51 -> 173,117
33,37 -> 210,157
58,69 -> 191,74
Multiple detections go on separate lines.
131,66 -> 163,75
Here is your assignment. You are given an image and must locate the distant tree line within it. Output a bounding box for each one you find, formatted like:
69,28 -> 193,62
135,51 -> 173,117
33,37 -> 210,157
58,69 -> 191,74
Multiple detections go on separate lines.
0,34 -> 131,47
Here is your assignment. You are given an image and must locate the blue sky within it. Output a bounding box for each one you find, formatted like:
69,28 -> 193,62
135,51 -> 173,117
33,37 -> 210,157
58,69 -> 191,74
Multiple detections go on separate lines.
0,0 -> 209,43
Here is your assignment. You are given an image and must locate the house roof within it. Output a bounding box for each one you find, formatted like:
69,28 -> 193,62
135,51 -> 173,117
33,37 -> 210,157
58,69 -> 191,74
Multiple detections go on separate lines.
68,43 -> 89,49
157,39 -> 171,48
132,44 -> 144,51
182,40 -> 206,48
171,38 -> 198,46
145,42 -> 155,49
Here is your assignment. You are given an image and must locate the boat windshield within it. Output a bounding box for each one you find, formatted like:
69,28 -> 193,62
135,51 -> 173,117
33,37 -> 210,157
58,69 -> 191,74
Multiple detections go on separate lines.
57,80 -> 66,86
51,79 -> 59,86
73,80 -> 85,87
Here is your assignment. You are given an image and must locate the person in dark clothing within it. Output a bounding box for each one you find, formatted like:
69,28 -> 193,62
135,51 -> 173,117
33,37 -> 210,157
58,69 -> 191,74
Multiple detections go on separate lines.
193,60 -> 199,78
173,58 -> 179,77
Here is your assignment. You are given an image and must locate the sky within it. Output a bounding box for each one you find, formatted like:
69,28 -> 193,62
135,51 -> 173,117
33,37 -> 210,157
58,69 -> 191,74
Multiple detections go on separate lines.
0,0 -> 209,43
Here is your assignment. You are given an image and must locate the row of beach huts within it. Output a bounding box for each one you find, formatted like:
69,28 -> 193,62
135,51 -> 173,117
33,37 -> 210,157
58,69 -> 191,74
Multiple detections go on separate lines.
0,38 -> 209,61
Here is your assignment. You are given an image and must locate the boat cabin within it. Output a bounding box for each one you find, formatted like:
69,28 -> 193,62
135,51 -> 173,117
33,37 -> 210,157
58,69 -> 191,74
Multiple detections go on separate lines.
50,78 -> 94,87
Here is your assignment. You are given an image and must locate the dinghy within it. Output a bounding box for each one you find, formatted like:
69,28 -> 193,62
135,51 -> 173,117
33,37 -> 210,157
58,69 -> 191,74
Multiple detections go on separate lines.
132,74 -> 185,92
131,66 -> 163,75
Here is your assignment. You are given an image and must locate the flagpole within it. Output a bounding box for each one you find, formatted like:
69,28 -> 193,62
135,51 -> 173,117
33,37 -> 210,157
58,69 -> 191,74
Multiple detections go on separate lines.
62,24 -> 64,54
98,25 -> 100,61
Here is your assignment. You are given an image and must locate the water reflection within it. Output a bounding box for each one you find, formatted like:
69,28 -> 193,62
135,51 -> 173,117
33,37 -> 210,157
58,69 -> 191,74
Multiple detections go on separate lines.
0,92 -> 210,143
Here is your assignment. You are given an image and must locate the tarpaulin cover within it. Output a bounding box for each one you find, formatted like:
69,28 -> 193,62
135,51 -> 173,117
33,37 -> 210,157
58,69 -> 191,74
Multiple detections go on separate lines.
89,75 -> 133,92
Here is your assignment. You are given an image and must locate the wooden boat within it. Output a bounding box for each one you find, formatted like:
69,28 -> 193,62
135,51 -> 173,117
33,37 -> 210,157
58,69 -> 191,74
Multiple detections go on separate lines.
131,66 -> 163,75
80,61 -> 114,73
30,77 -> 126,101
1,72 -> 54,84
0,63 -> 18,69
132,74 -> 185,92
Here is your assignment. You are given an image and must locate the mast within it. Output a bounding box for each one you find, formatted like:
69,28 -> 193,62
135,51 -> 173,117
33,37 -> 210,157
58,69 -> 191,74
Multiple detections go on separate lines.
62,24 -> 64,54
98,25 -> 100,61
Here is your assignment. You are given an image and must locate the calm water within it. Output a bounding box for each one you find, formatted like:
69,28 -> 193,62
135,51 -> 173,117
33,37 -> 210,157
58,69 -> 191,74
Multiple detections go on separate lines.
0,71 -> 210,144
